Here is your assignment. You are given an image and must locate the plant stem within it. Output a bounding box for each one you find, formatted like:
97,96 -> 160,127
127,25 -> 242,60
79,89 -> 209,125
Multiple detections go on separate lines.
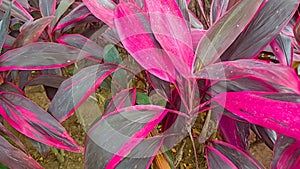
188,129 -> 200,169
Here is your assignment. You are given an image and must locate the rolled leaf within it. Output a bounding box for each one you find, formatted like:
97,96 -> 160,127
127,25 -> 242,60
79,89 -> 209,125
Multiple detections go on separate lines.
213,91 -> 300,140
0,136 -> 43,169
271,135 -> 300,169
48,64 -> 119,122
194,0 -> 263,70
0,42 -> 91,71
270,33 -> 293,66
146,0 -> 194,77
82,0 -> 116,27
221,0 -> 299,61
114,2 -> 176,82
0,91 -> 82,152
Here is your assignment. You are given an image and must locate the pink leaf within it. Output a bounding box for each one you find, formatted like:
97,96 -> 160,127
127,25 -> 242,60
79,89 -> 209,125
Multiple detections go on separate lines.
114,2 -> 176,82
146,0 -> 195,77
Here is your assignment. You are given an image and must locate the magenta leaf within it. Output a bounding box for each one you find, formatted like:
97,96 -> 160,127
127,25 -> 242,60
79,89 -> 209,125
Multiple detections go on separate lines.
105,88 -> 136,114
146,72 -> 171,101
114,2 -> 176,82
85,105 -> 171,168
271,135 -> 300,169
39,0 -> 56,17
0,0 -> 33,21
0,42 -> 91,71
55,4 -> 91,31
219,115 -> 250,150
0,136 -> 43,169
146,0 -> 194,77
82,0 -> 116,27
57,34 -> 104,62
210,0 -> 229,24
0,91 -> 82,152
270,33 -> 293,66
213,91 -> 300,140
12,16 -> 54,48
221,0 -> 299,61
208,140 -> 265,169
191,29 -> 206,50
194,0 -> 264,70
48,64 -> 118,122
206,146 -> 237,169
50,0 -> 75,32
195,59 -> 300,94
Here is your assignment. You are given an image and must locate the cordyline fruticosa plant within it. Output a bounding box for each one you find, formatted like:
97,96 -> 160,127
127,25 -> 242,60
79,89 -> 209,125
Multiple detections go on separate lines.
1,0 -> 300,168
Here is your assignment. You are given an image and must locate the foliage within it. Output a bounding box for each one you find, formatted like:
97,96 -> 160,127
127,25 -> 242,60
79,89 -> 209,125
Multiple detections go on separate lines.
0,0 -> 300,168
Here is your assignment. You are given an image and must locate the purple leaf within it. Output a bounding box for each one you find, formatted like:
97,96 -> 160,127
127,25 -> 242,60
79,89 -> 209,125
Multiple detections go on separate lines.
0,122 -> 27,152
195,59 -> 300,94
25,75 -> 67,88
39,0 -> 56,17
210,0 -> 229,24
194,0 -> 264,70
146,0 -> 194,77
0,136 -> 43,169
251,125 -> 276,150
55,4 -> 91,31
0,91 -> 82,152
271,135 -> 300,169
206,146 -> 237,169
114,2 -> 176,82
0,0 -> 33,21
0,82 -> 24,94
219,115 -> 250,150
85,105 -> 169,168
213,91 -> 300,140
48,63 -> 118,122
82,0 -> 116,27
191,29 -> 206,50
221,0 -> 299,61
270,33 -> 293,66
57,34 -> 104,62
146,72 -> 170,101
16,0 -> 29,9
0,42 -> 91,71
50,0 -> 75,32
12,16 -> 54,48
210,140 -> 265,169
0,0 -> 11,52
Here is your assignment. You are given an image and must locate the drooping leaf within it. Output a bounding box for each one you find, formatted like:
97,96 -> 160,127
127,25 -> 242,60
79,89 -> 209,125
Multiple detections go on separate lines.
0,42 -> 91,71
221,0 -> 299,61
271,135 -> 300,169
55,3 -> 91,31
251,125 -> 277,150
195,59 -> 300,94
0,0 -> 33,21
209,140 -> 265,169
82,0 -> 116,27
0,0 -> 11,52
85,105 -> 171,168
270,33 -> 293,66
48,63 -> 119,122
0,122 -> 27,152
0,91 -> 82,152
219,115 -> 250,150
0,136 -> 43,169
210,0 -> 229,24
25,75 -> 67,88
188,10 -> 204,29
194,0 -> 264,70
39,0 -> 56,17
206,146 -> 237,169
12,16 -> 54,48
57,34 -> 103,62
114,2 -> 176,82
146,0 -> 194,77
213,91 -> 300,140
